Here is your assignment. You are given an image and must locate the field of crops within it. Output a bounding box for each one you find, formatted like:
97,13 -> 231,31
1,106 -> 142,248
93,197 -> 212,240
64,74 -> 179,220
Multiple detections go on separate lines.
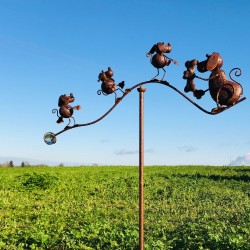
0,165 -> 249,249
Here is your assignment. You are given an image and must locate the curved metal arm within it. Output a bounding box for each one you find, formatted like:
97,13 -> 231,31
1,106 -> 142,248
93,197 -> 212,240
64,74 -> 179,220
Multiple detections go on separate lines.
46,79 -> 246,139
195,74 -> 218,81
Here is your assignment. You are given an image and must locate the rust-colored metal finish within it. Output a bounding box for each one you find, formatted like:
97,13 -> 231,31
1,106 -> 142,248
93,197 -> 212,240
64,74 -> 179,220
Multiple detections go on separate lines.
52,93 -> 81,129
44,79 -> 246,141
97,67 -> 125,102
183,52 -> 244,110
147,42 -> 178,80
137,86 -> 146,250
209,68 -> 243,106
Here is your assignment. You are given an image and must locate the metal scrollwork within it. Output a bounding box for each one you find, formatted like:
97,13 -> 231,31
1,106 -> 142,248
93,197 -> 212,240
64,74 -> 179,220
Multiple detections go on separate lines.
229,67 -> 242,83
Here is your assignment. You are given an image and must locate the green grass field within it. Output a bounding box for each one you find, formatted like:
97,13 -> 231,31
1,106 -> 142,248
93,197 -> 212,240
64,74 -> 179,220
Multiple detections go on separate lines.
0,165 -> 249,249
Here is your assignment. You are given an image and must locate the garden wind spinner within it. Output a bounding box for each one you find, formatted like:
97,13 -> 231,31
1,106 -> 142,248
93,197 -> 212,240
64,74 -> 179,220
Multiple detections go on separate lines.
44,40 -> 246,250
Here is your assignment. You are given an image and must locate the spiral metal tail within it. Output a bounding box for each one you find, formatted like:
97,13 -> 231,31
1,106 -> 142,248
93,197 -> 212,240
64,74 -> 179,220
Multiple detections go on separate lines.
52,109 -> 60,117
97,89 -> 108,96
229,68 -> 242,85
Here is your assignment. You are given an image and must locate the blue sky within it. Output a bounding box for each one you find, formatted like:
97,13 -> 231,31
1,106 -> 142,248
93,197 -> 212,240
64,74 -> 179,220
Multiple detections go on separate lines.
0,0 -> 249,166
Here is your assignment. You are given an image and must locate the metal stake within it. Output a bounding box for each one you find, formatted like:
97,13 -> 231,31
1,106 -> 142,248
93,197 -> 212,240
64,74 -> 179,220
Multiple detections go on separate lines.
138,85 -> 146,250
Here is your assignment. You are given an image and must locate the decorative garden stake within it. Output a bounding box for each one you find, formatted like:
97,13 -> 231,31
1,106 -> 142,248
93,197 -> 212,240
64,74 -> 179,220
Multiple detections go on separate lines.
44,42 -> 246,250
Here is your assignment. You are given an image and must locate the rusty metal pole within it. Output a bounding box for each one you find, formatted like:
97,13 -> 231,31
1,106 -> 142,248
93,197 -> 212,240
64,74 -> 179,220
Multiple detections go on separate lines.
137,85 -> 146,250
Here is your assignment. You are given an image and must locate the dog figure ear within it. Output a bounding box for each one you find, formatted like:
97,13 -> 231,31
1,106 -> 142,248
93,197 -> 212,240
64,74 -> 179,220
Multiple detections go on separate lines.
68,93 -> 75,103
58,94 -> 67,107
147,44 -> 157,56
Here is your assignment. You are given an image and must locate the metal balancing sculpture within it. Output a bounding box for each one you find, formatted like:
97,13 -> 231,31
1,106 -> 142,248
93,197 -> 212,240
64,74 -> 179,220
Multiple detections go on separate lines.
146,42 -> 179,80
44,41 -> 246,250
97,67 -> 125,101
183,52 -> 243,112
44,42 -> 246,145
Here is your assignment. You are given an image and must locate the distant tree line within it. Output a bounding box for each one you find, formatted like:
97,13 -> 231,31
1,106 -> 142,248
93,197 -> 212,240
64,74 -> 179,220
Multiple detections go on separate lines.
0,161 -> 48,168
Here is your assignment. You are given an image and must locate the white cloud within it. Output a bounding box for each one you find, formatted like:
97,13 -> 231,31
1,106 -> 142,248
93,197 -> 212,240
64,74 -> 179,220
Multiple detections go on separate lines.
115,149 -> 138,155
230,153 -> 250,166
178,146 -> 197,152
100,139 -> 109,143
114,148 -> 154,155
